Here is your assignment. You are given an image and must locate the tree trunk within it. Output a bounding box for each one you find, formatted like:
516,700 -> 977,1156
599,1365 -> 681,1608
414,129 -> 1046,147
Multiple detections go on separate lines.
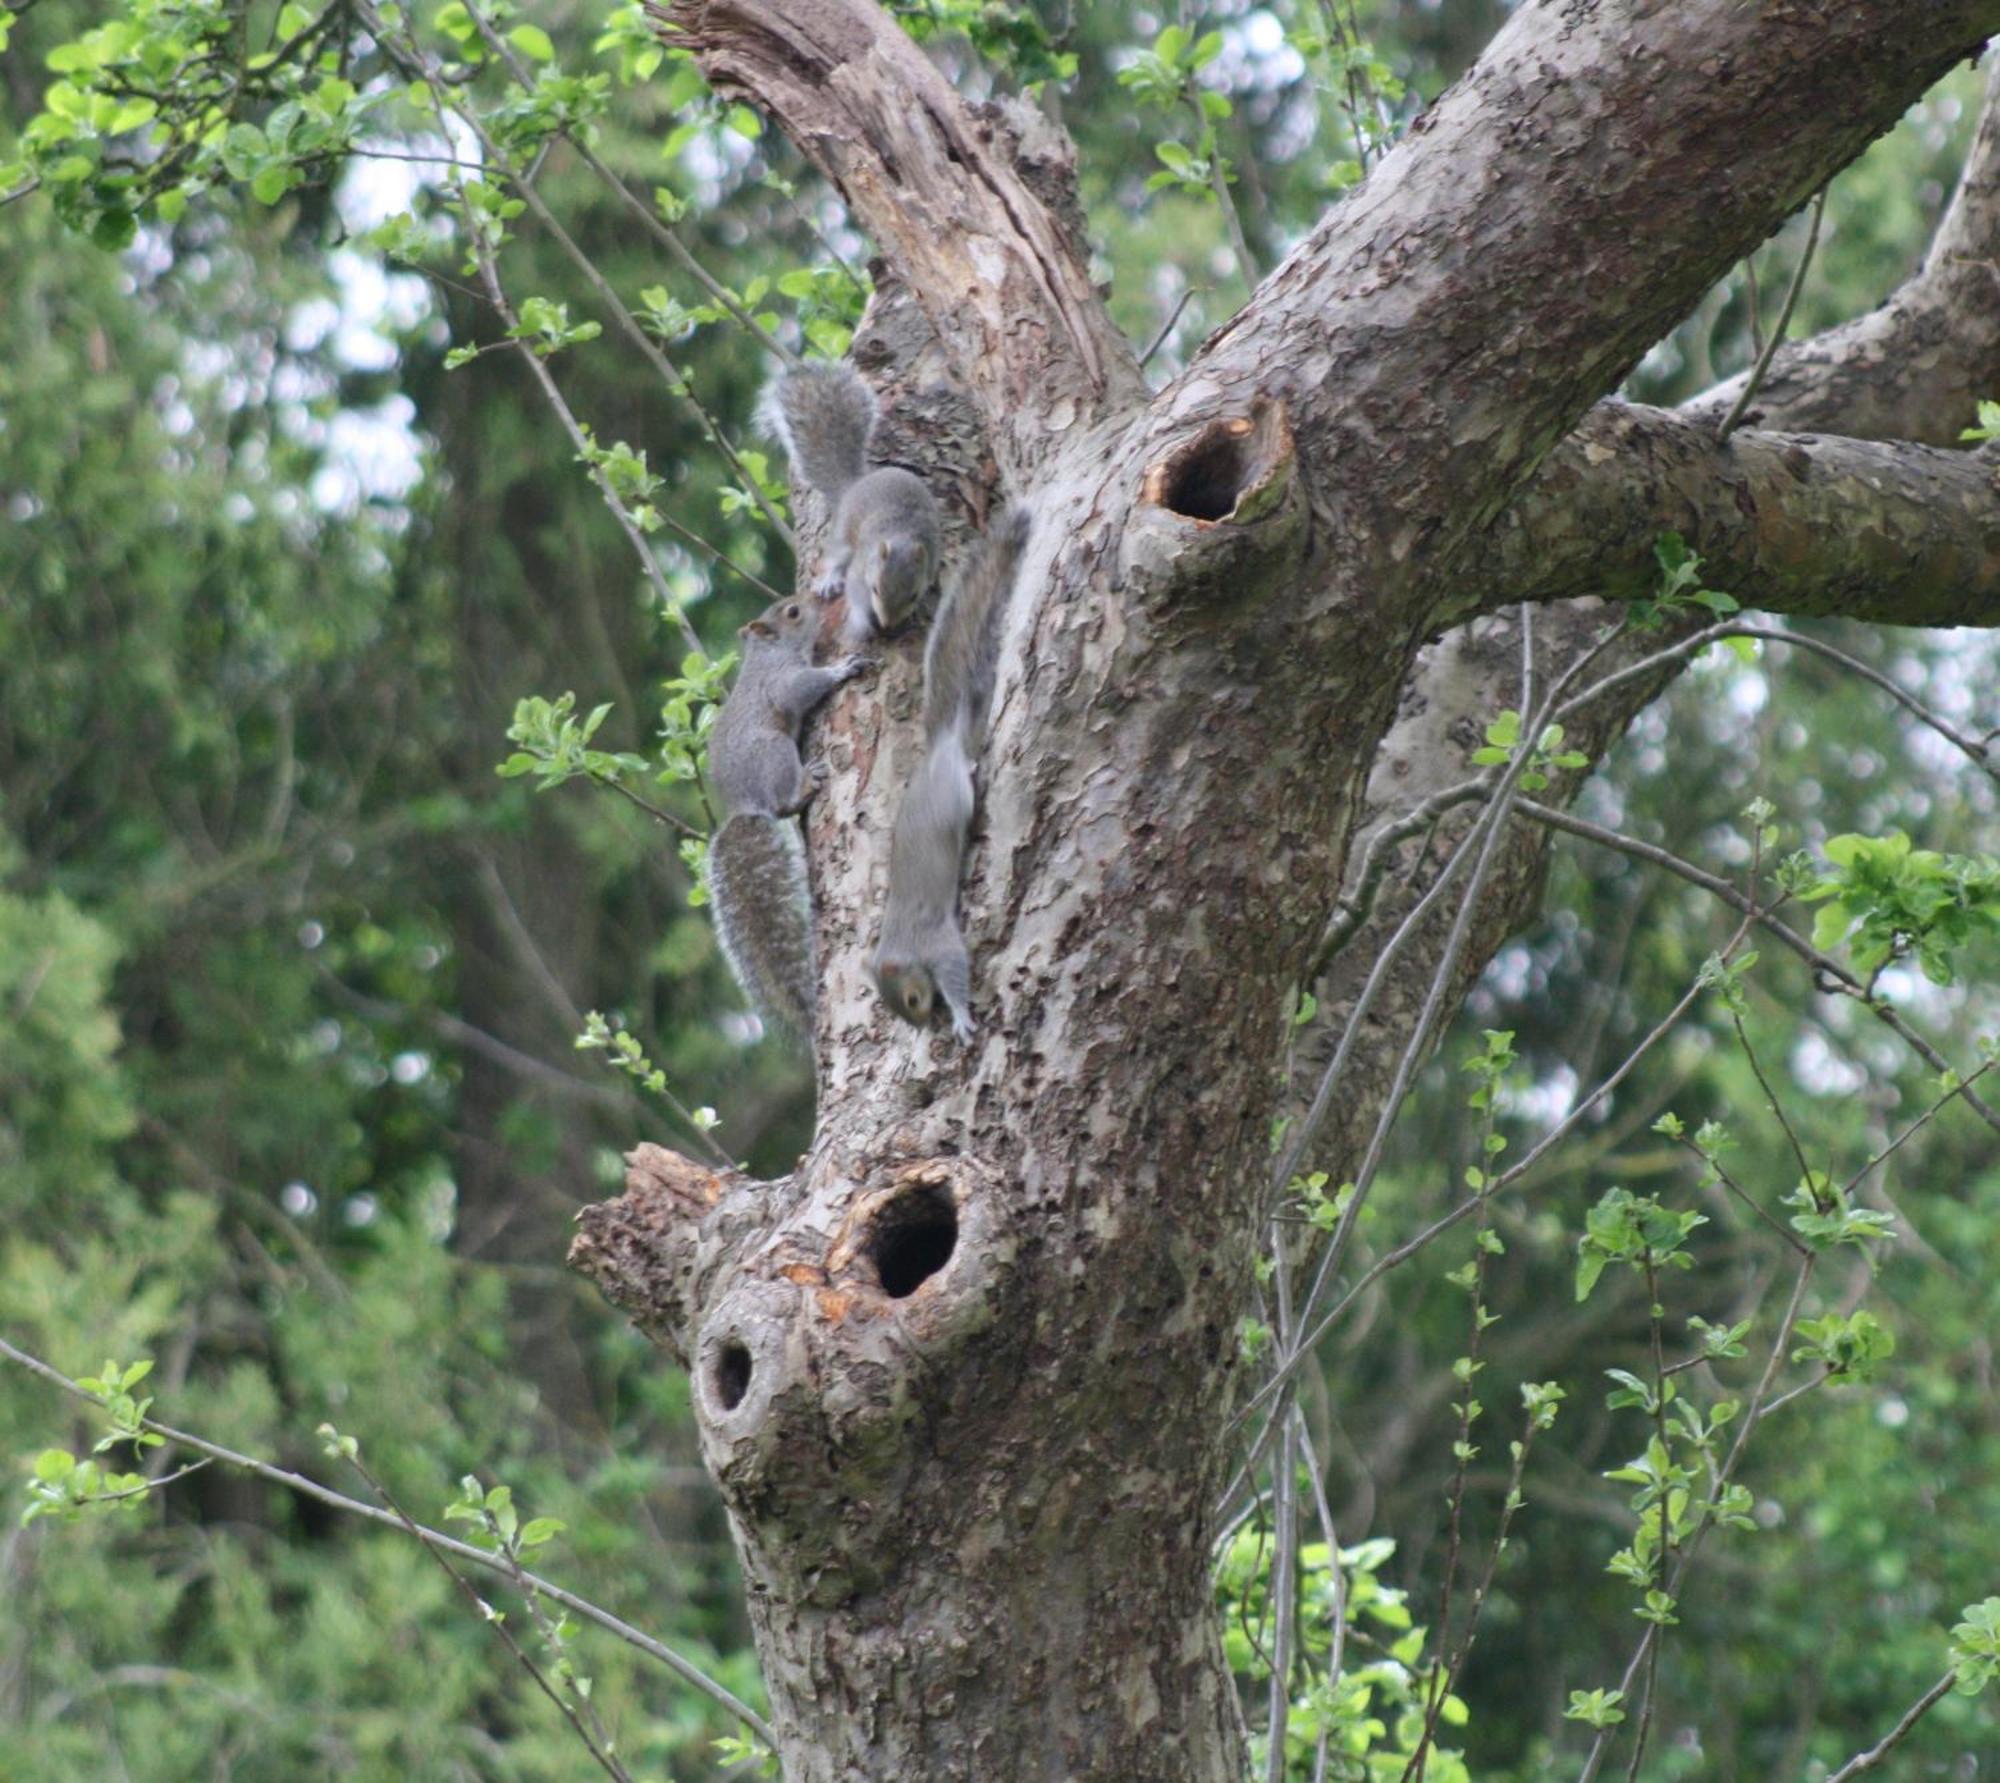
573,4 -> 2000,1773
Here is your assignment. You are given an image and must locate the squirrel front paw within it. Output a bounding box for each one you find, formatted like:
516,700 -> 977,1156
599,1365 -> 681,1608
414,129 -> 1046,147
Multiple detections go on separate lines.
835,653 -> 873,682
814,566 -> 846,602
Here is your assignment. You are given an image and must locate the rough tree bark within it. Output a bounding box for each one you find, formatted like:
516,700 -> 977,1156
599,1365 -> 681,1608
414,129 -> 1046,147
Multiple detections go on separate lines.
571,6 -> 2000,1776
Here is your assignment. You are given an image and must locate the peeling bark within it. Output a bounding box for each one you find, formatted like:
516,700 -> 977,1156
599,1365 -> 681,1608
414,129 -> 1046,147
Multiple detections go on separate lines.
1485,403 -> 2000,626
572,3 -> 2000,1774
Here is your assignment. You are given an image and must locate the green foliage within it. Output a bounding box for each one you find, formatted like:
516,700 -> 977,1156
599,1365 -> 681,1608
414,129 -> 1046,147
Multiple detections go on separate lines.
889,1 -> 1076,88
1563,1687 -> 1626,1730
1637,532 -> 1742,630
500,692 -> 652,795
1782,1174 -> 1898,1252
1961,398 -> 2000,444
1469,709 -> 1588,791
1790,1310 -> 1895,1379
1218,1526 -> 1472,1781
1574,1187 -> 1706,1303
1799,830 -> 2000,987
1954,1598 -> 2000,1697
713,1729 -> 783,1776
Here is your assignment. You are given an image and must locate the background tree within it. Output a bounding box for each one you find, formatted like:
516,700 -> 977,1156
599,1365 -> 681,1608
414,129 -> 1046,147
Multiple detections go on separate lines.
3,1 -> 1999,1778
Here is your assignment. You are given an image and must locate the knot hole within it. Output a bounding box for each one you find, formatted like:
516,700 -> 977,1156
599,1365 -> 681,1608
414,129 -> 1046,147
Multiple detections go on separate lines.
1145,399 -> 1294,524
713,1339 -> 752,1412
867,1182 -> 958,1299
1161,426 -> 1255,520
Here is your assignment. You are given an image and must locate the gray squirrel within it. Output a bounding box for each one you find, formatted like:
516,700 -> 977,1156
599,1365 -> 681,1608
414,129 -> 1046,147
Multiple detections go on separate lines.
874,505 -> 1032,1041
706,596 -> 870,1034
761,362 -> 942,643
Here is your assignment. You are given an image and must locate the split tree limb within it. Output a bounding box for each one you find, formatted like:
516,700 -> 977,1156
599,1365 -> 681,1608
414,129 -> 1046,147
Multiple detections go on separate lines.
658,0 -> 1144,459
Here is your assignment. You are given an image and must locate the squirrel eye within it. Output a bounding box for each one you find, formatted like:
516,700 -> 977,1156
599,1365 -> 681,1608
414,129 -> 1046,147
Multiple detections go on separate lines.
784,602 -> 801,620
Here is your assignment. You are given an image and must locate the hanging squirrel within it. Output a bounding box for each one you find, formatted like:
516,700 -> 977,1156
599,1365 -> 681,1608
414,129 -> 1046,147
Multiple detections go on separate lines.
705,596 -> 870,1035
761,362 -> 942,643
874,505 -> 1032,1042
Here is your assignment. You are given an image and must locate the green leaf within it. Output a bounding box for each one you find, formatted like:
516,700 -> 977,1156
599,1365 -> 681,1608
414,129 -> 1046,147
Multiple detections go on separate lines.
508,24 -> 555,62
33,1448 -> 77,1483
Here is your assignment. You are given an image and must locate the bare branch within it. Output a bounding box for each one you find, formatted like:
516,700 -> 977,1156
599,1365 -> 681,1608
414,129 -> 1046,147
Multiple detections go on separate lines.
1824,1671 -> 1960,1781
1513,799 -> 2000,1139
1482,403 -> 2000,629
0,1335 -> 774,1745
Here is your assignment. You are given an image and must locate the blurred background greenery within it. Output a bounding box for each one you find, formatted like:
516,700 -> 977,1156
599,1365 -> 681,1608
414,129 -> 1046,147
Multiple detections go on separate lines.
1,1 -> 1995,1775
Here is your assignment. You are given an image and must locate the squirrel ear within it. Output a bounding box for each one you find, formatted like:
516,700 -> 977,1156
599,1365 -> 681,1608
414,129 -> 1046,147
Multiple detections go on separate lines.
740,617 -> 776,640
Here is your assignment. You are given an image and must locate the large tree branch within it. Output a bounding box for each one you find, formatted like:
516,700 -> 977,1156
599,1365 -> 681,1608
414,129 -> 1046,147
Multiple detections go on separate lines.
1282,51 -> 2000,1269
1480,403 -> 2000,627
657,0 -> 1144,461
1174,1 -> 1999,581
1683,56 -> 2000,445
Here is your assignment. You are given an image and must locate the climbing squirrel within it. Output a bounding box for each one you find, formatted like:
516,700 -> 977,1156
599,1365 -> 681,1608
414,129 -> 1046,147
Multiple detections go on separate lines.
761,362 -> 942,643
874,505 -> 1032,1042
706,596 -> 870,1034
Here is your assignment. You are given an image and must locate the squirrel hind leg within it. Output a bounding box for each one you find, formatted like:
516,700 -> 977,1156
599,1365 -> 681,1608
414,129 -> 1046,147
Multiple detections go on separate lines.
775,758 -> 826,818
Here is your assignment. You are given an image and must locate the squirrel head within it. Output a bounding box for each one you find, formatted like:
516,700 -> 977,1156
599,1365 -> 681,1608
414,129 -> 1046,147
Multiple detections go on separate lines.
740,597 -> 815,647
874,957 -> 937,1027
878,535 -> 929,587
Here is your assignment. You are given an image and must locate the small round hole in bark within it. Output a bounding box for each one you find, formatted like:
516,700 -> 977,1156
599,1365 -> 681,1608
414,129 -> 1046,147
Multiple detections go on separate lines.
867,1183 -> 958,1299
1159,425 -> 1253,521
713,1341 -> 752,1411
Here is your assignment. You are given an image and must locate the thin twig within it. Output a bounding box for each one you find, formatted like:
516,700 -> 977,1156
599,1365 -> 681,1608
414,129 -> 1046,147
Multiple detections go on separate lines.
1576,1255 -> 1816,1783
0,1336 -> 774,1745
1838,1056 -> 1998,1202
458,4 -> 796,552
1731,1012 -> 1817,1193
1823,1670 -> 1958,1781
1514,801 -> 2000,1139
92,1458 -> 215,1502
1619,1256 -> 1673,1783
338,1446 -> 635,1783
1260,619 -> 1630,1426
1263,1418 -> 1297,1783
1715,187 -> 1827,443
1313,776 -> 1494,972
358,1 -> 780,637
1140,286 -> 1204,371
1401,1185 -> 1500,1783
1558,624 -> 1995,785
1292,1408 -> 1348,1713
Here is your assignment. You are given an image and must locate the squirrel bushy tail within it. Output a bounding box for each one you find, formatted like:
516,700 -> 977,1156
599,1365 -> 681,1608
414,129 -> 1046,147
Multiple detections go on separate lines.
708,814 -> 816,1034
759,361 -> 875,502
924,503 -> 1032,747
